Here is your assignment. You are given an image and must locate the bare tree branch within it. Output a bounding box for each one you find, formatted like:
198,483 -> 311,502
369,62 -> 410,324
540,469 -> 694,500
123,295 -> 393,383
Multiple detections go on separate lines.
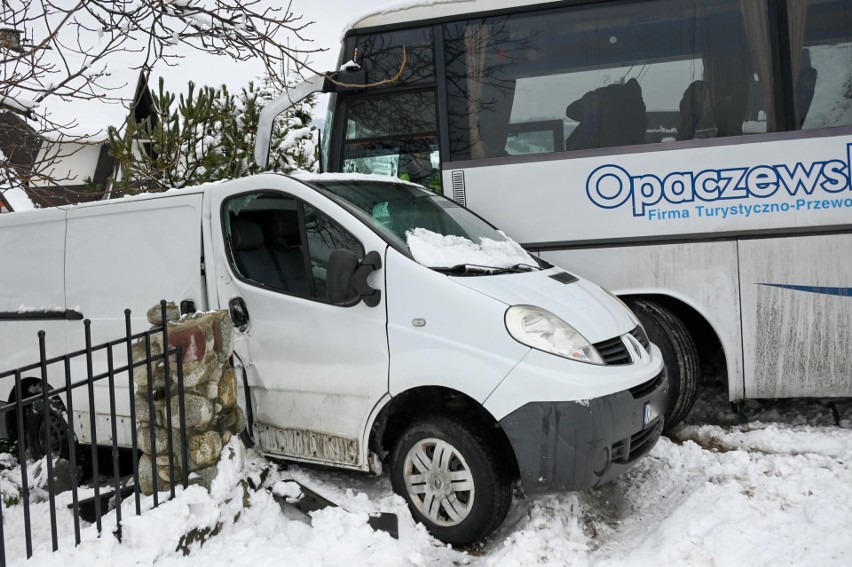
2,1 -> 322,126
0,0 -> 323,201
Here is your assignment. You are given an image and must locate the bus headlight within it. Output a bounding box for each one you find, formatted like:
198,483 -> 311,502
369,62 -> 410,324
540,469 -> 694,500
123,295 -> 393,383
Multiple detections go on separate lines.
505,305 -> 604,365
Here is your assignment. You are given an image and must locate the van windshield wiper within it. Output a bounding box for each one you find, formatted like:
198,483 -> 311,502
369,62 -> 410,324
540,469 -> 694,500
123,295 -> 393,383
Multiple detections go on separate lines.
432,263 -> 539,275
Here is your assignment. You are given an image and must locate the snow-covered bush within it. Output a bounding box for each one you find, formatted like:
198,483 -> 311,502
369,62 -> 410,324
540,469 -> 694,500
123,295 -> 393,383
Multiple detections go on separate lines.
108,75 -> 318,193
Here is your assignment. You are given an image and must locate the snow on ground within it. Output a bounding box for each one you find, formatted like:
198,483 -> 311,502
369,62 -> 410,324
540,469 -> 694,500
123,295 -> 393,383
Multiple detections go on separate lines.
3,386 -> 852,566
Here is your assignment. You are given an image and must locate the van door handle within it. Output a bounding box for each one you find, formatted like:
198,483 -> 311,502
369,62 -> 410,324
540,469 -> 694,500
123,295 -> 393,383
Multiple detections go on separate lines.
228,297 -> 250,332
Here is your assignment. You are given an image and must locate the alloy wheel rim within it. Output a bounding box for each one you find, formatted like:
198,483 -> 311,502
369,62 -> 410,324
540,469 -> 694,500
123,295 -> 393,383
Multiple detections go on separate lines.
403,437 -> 475,527
37,412 -> 68,455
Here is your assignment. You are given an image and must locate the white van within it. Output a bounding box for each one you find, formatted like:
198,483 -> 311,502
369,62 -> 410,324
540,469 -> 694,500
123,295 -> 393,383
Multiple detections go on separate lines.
0,173 -> 667,543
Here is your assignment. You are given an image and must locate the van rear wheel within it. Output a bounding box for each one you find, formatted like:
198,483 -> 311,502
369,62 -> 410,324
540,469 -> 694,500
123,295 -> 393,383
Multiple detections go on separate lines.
27,401 -> 73,460
627,299 -> 699,429
390,415 -> 512,545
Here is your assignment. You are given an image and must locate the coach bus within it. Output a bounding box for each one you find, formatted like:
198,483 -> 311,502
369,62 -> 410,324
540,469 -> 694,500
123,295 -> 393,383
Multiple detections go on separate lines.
271,0 -> 852,426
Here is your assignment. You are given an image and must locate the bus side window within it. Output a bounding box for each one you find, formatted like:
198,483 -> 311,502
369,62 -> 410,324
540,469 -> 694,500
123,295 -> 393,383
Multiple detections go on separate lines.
444,0 -> 775,160
791,0 -> 852,130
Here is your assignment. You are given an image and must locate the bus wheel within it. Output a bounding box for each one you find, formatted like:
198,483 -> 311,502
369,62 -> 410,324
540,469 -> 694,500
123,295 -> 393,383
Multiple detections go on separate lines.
390,415 -> 512,545
628,299 -> 699,429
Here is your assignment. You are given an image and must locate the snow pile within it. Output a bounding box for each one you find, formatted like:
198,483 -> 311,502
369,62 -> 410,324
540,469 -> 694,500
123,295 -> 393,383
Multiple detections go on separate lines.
485,495 -> 588,566
406,227 -> 535,269
593,427 -> 852,565
0,453 -> 25,505
4,390 -> 852,565
6,439 -> 465,566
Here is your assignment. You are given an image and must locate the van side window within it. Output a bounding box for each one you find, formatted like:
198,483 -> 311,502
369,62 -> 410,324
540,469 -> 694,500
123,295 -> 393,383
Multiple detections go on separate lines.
223,193 -> 364,303
304,205 -> 364,301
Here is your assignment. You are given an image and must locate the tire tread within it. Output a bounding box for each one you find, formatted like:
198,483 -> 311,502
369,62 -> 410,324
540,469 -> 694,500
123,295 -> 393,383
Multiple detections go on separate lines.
629,299 -> 700,428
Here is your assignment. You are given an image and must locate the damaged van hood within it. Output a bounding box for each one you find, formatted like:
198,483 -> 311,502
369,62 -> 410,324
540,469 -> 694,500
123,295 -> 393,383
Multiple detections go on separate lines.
450,268 -> 636,344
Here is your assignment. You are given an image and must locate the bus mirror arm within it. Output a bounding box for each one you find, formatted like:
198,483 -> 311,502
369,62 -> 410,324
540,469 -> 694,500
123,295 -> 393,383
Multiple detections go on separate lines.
254,73 -> 330,169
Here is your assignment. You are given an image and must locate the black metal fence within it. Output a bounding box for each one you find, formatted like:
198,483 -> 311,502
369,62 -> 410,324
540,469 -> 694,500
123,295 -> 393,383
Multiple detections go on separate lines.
0,301 -> 189,562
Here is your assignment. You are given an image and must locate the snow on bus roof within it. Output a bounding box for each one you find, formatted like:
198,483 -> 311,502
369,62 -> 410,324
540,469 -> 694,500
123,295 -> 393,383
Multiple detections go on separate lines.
347,0 -> 562,33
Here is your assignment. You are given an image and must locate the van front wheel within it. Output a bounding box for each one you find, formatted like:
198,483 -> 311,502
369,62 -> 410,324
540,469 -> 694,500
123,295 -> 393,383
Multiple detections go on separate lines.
390,416 -> 512,545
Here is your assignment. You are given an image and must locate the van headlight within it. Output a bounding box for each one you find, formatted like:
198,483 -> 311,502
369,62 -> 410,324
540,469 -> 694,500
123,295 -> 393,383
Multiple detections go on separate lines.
505,305 -> 604,365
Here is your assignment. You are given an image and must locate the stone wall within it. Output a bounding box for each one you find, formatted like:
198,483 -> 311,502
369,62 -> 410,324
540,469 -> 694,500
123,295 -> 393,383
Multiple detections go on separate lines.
133,303 -> 246,495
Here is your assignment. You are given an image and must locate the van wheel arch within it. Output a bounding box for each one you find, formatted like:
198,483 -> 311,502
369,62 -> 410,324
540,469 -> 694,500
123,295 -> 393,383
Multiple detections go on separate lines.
370,387 -> 519,481
623,295 -> 727,427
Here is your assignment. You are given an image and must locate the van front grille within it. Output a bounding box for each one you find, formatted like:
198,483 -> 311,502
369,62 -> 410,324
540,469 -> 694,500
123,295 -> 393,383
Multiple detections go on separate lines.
593,336 -> 631,366
593,325 -> 648,366
629,371 -> 664,399
629,325 -> 650,351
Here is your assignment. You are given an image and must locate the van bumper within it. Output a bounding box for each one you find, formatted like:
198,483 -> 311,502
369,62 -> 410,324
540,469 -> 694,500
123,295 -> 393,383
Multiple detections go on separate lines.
498,369 -> 668,495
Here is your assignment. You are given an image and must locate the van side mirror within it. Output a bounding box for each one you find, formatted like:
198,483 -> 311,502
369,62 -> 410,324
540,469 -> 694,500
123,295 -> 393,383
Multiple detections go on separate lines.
327,250 -> 382,307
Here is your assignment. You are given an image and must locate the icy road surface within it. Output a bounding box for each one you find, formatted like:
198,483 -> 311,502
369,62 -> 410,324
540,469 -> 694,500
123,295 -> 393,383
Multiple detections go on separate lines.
8,384 -> 852,566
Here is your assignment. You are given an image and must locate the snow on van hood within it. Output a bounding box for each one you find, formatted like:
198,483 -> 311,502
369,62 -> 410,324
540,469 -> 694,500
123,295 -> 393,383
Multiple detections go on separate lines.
451,268 -> 637,344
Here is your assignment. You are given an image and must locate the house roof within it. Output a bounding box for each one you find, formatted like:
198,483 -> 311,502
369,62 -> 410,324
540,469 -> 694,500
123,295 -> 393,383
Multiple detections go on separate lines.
4,7 -> 153,143
35,66 -> 148,143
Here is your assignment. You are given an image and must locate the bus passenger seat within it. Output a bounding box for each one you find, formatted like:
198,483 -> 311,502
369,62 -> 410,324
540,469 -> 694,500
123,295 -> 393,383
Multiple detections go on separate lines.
565,77 -> 648,151
677,80 -> 717,141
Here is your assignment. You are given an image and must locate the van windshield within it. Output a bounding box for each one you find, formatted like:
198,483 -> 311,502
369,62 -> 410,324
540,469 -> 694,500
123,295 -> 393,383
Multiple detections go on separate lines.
310,179 -> 538,272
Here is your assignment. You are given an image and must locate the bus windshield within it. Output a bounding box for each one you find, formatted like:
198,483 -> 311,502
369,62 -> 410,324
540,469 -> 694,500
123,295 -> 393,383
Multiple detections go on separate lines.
311,179 -> 537,272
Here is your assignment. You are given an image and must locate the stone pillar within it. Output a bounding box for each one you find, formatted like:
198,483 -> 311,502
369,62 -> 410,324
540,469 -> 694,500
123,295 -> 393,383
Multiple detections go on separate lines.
133,303 -> 246,495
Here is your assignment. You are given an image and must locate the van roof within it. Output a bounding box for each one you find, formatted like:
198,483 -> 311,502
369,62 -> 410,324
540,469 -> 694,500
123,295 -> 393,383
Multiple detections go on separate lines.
0,172 -> 419,220
348,0 -> 562,32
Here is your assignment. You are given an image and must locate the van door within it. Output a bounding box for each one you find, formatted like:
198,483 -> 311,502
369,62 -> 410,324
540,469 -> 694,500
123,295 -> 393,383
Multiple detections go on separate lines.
205,176 -> 389,468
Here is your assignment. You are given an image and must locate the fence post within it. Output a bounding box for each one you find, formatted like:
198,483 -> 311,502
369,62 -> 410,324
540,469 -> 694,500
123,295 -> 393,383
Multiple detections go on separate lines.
37,331 -> 59,552
106,346 -> 123,540
13,369 -> 32,559
63,356 -> 81,546
125,310 -> 142,516
84,320 -> 102,533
